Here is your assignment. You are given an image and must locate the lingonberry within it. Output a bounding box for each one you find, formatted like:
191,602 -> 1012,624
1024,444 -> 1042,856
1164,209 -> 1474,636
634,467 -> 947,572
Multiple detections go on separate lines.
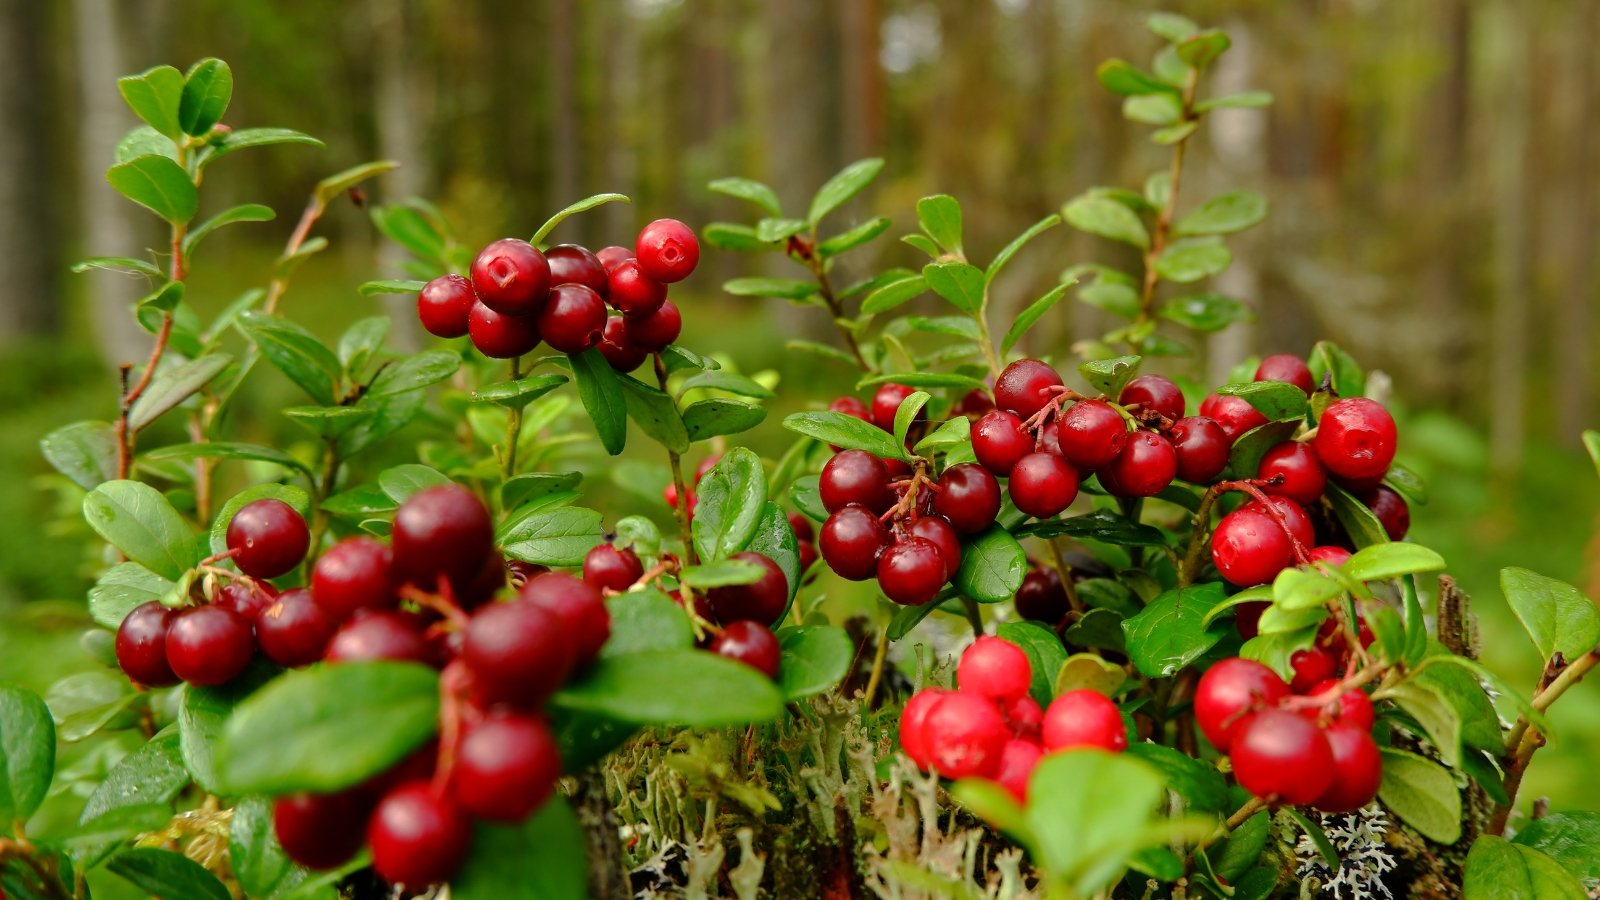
1199,393 -> 1270,443
467,301 -> 542,359
416,274 -> 474,338
595,245 -> 632,273
1100,431 -> 1178,498
1169,415 -> 1230,483
115,600 -> 178,687
1229,708 -> 1335,806
1014,567 -> 1070,623
452,549 -> 506,610
1041,689 -> 1127,752
1210,508 -> 1295,587
312,537 -> 397,621
1313,723 -> 1383,813
797,540 -> 818,575
933,463 -> 1002,535
820,450 -> 893,514
921,691 -> 1009,778
705,552 -> 788,624
993,738 -> 1044,802
957,636 -> 1032,701
1194,658 -> 1290,753
1289,647 -> 1338,694
710,620 -> 781,679
470,238 -> 550,315
392,484 -> 493,588
218,579 -> 278,626
583,543 -> 644,593
819,505 -> 888,581
1258,441 -> 1328,505
1002,694 -> 1044,735
635,218 -> 700,283
165,606 -> 254,686
908,516 -> 962,579
972,410 -> 1033,476
1313,398 -> 1397,482
1316,616 -> 1376,658
1119,374 -> 1185,422
463,600 -> 576,708
787,511 -> 815,543
544,243 -> 608,295
952,388 -> 995,419
606,259 -> 667,317
1036,422 -> 1063,456
898,688 -> 950,771
450,712 -> 562,822
622,299 -> 681,350
1255,354 -> 1315,394
1055,400 -> 1127,471
871,383 -> 920,433
1300,680 -> 1376,731
324,611 -> 435,666
594,320 -> 648,368
828,395 -> 870,422
1240,495 -> 1315,549
367,783 -> 472,887
273,791 -> 372,871
538,283 -> 608,354
994,359 -> 1063,419
256,588 -> 334,668
521,572 -> 611,667
876,536 -> 948,605
1360,485 -> 1410,540
1309,545 -> 1353,567
1234,600 -> 1268,640
226,498 -> 310,579
1008,452 -> 1079,519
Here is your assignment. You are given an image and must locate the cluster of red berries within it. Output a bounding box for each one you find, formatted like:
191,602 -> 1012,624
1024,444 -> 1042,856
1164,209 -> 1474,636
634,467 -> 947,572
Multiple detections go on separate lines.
897,636 -> 1125,802
1195,657 -> 1381,813
415,219 -> 698,368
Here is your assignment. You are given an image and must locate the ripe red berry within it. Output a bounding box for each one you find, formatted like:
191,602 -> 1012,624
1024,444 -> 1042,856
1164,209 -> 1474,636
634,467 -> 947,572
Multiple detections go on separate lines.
1229,708 -> 1335,806
876,536 -> 948,605
1255,354 -> 1315,395
536,283 -> 608,354
521,572 -> 611,667
273,791 -> 372,871
710,620 -> 781,679
819,505 -> 888,581
871,383 -> 920,433
1289,647 -> 1338,694
324,611 -> 434,666
544,243 -> 608,295
1359,485 -> 1410,540
908,516 -> 963,579
256,588 -> 334,668
598,316 -> 648,372
368,783 -> 472,888
1258,441 -> 1327,505
1234,601 -> 1269,640
798,540 -> 818,575
972,410 -> 1033,476
463,600 -> 576,708
115,601 -> 179,687
467,302 -> 541,359
1240,495 -> 1315,549
1313,398 -> 1397,482
416,274 -> 474,339
450,713 -> 562,822
1014,567 -> 1070,624
1002,694 -> 1044,735
898,688 -> 950,770
993,738 -> 1043,802
1210,509 -> 1295,587
1313,723 -> 1382,813
1169,416 -> 1230,483
605,259 -> 667,315
1100,431 -> 1178,498
1300,680 -> 1376,731
622,299 -> 681,351
705,552 -> 788,624
218,579 -> 278,626
957,636 -> 1032,701
1055,400 -> 1127,471
787,511 -> 815,543
933,463 -> 1002,535
820,450 -> 893,514
583,543 -> 644,593
392,484 -> 493,589
1008,452 -> 1079,519
635,218 -> 700,283
1119,375 -> 1185,422
994,359 -> 1063,419
1200,393 -> 1270,443
311,537 -> 397,622
1194,658 -> 1290,752
828,395 -> 871,423
226,499 -> 309,580
471,238 -> 550,315
595,245 -> 632,273
165,606 -> 254,686
1041,689 -> 1127,752
922,691 -> 1009,778
952,389 -> 995,419
1309,546 -> 1353,567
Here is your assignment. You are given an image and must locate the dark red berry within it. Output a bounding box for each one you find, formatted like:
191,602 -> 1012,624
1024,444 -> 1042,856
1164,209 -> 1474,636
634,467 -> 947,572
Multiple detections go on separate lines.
416,274 -> 474,339
1359,485 -> 1410,540
952,389 -> 995,419
710,620 -> 781,678
1194,658 -> 1290,752
1170,416 -> 1230,483
544,243 -> 608,295
392,484 -> 493,589
471,238 -> 550,315
994,359 -> 1063,419
922,692 -> 1008,778
1234,601 -> 1269,640
1119,375 -> 1185,422
521,572 -> 611,667
933,463 -> 1002,535
909,516 -> 963,580
1008,452 -> 1079,519
1300,680 -> 1376,731
1258,441 -> 1327,505
467,302 -> 541,359
1314,398 -> 1397,482
1313,723 -> 1382,813
972,410 -> 1032,476
1255,354 -> 1315,395
1240,495 -> 1315,549
1230,708 -> 1335,806
1200,393 -> 1270,443
957,636 -> 1032,701
1309,546 -> 1352,567
537,283 -> 608,354
820,450 -> 893,514
993,738 -> 1043,802
463,600 -> 575,709
1014,567 -> 1070,623
226,499 -> 309,579
622,299 -> 681,350
819,505 -> 888,581
449,713 -> 561,822
115,601 -> 178,687
635,218 -> 700,283
595,245 -> 632,273
705,552 -> 788,624
324,611 -> 434,666
1210,509 -> 1295,587
871,383 -> 920,433
798,540 -> 818,574
1289,647 -> 1338,694
256,588 -> 335,668
583,544 -> 644,594
876,536 -> 947,605
1056,400 -> 1128,471
787,512 -> 815,543
598,316 -> 648,372
452,549 -> 506,610
828,396 -> 870,423
368,783 -> 472,887
1041,689 -> 1127,753
218,579 -> 279,626
898,688 -> 950,770
1100,431 -> 1177,498
273,791 -> 372,871
165,606 -> 254,686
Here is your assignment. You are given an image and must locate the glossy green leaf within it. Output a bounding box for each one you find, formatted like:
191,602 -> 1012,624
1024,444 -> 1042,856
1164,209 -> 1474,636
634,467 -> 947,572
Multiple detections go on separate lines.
916,194 -> 963,254
108,848 -> 230,900
40,420 -> 117,490
819,216 -> 892,256
499,506 -> 603,567
88,562 -> 171,629
701,222 -> 769,252
1063,195 -> 1149,249
1270,566 -> 1343,611
365,350 -> 459,398
1146,13 -> 1199,41
747,502 -> 802,612
1377,748 -> 1461,845
82,480 -> 198,580
693,448 -> 767,561
228,796 -> 301,898
1224,420 -> 1299,481
238,311 -> 342,405
914,416 -> 971,455
553,650 -> 784,726
377,463 -> 450,504
1500,568 -> 1600,664
722,277 -> 817,301
619,376 -> 689,452
1078,355 -> 1143,396
1024,750 -> 1168,898
71,255 -> 163,277
708,177 -> 781,216
1121,583 -> 1228,677
1177,30 -> 1231,69
1124,742 -> 1227,812
117,65 -> 184,138
472,373 -> 569,407
0,685 -> 55,823
202,127 -> 324,164
357,278 -> 428,296
604,589 -> 693,658
677,370 -> 774,399
1175,191 -> 1266,236
1002,281 -> 1073,353
314,160 -> 398,207
129,353 -> 233,430
1195,91 -> 1274,112
81,727 -> 188,820
1325,482 -> 1388,549
1386,680 -> 1464,767
180,666 -> 274,794
683,398 -> 766,442
569,348 -> 628,455
453,797 -> 589,900
107,155 -> 197,224
501,472 -> 582,511
922,261 -> 985,315
1510,812 -> 1600,882
776,625 -> 853,700
1343,543 -> 1447,582
782,410 -> 905,461
1124,92 -> 1183,125
1159,293 -> 1253,332
1464,836 -> 1588,900
860,274 -> 929,314
178,58 -> 232,135
531,193 -> 628,244
1015,509 -> 1166,546
1097,59 -> 1178,96
996,621 -> 1069,705
1308,340 -> 1364,397
183,203 -> 274,255
809,158 -> 883,224
1215,381 -> 1307,422
954,526 -> 1027,603
1155,238 -> 1231,283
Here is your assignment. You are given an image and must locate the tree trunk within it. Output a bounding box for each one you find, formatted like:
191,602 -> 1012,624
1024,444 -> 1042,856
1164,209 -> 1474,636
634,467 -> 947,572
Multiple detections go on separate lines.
1487,0 -> 1532,479
371,0 -> 427,351
1551,7 -> 1595,445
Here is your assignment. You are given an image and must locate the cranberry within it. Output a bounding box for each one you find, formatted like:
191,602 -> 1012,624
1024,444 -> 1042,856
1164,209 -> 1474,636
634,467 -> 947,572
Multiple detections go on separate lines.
1200,393 -> 1269,443
922,692 -> 1009,778
521,572 -> 611,667
957,636 -> 1032,701
1240,495 -> 1315,549
1258,442 -> 1327,505
635,218 -> 700,283
1255,354 -> 1315,395
1210,509 -> 1295,587
933,463 -> 1002,534
452,549 -> 506,610
544,243 -> 608,295
273,791 -> 372,871
1313,723 -> 1382,813
1100,431 -> 1177,497
595,245 -> 632,273
583,544 -> 643,593
705,552 -> 788,624
1300,680 -> 1376,731
1229,708 -> 1335,806
622,299 -> 681,351
1309,546 -> 1352,567
1234,601 -> 1268,640
909,516 -> 963,579
1054,401 -> 1125,471
1008,452 -> 1079,518
537,283 -> 607,354
218,579 -> 278,626
392,484 -> 493,588
115,601 -> 179,687
952,389 -> 995,419
1014,567 -> 1070,623
828,396 -> 870,423
820,450 -> 893,514
1036,423 -> 1064,456
1119,375 -> 1185,422
871,383 -> 920,433
1169,416 -> 1230,483
463,600 -> 576,708
312,537 -> 397,621
226,499 -> 309,580
819,505 -> 888,581
256,588 -> 334,668
1360,485 -> 1410,540
605,259 -> 668,318
1313,398 -> 1397,482
470,238 -> 550,315
1194,658 -> 1290,752
876,536 -> 948,605
994,359 -> 1063,419
165,606 -> 254,686
972,411 -> 1033,476
598,316 -> 648,372
324,611 -> 434,666
450,713 -> 562,822
898,688 -> 950,770
1316,616 -> 1375,659
467,301 -> 542,359
1289,647 -> 1338,694
367,783 -> 472,887
416,274 -> 474,339
798,540 -> 818,574
1041,689 -> 1127,752
1002,695 -> 1044,735
787,512 -> 815,543
993,738 -> 1044,802
710,620 -> 781,678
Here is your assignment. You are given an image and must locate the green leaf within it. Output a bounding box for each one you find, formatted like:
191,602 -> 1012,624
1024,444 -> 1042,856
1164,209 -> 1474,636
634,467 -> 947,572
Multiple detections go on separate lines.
1159,293 -> 1254,332
499,506 -> 604,567
1215,380 -> 1308,422
1415,659 -> 1504,753
365,350 -> 459,398
785,339 -> 857,367
217,662 -> 439,795
108,848 -> 230,900
857,372 -> 986,393
954,526 -> 1027,603
238,311 -> 342,406
531,192 -> 629,244
0,685 -> 55,823
81,727 -> 188,820
117,65 -> 184,138
1124,743 -> 1227,812
180,667 -> 274,794
677,370 -> 774,399
1326,482 -> 1389,549
860,274 -> 929,315
453,797 -> 589,900
1124,93 -> 1183,126
1078,280 -> 1140,319
782,410 -> 906,461
370,202 -> 446,263
619,375 -> 689,452
1176,191 -> 1267,236
1177,30 -> 1232,69
569,347 -> 628,455
755,217 -> 808,243
283,405 -> 374,440
747,502 -> 802,613
1097,59 -> 1179,96
722,277 -> 818,301
135,280 -> 184,317
202,127 -> 324,164
950,778 -> 1029,840
1343,543 -> 1447,582
988,214 -> 1062,282
554,650 -> 784,726
683,398 -> 766,442
1015,509 -> 1167,546
1465,835 -> 1588,900
1510,812 -> 1600,882
914,416 -> 971,455
1122,583 -> 1228,677
889,391 -> 931,449
82,480 -> 198,580
1054,652 -> 1127,698
228,796 -> 299,898
106,155 -> 197,224
129,353 -> 233,430
1078,355 -> 1143,396
1209,809 -> 1269,882
208,483 -> 311,557
1271,566 -> 1343,611
693,448 -> 767,561
1062,608 -> 1128,654
708,177 -> 781,216
377,463 -> 450,504
357,278 -> 428,297
1378,748 -> 1462,845
1582,430 -> 1600,479
178,58 -> 232,136
922,261 -> 986,315
1063,195 -> 1149,249
1196,91 -> 1274,112
1155,238 -> 1231,283
1386,680 -> 1464,767
1024,750 -> 1168,898
819,216 -> 893,256
314,160 -> 398,207
915,194 -> 963,254
40,420 -> 117,490
322,485 -> 396,520
116,123 -> 177,163
1308,340 -> 1365,398
71,255 -> 163,277
701,222 -> 770,252
471,373 -> 569,408
809,158 -> 884,224
1284,807 -> 1339,868
63,803 -> 173,870
1500,568 -> 1600,664
776,626 -> 853,700
1146,13 -> 1199,41
88,562 -> 172,629
1002,281 -> 1074,354
888,596 -> 946,640
679,558 -> 764,589
604,589 -> 694,658
183,203 -> 274,255
996,621 -> 1069,706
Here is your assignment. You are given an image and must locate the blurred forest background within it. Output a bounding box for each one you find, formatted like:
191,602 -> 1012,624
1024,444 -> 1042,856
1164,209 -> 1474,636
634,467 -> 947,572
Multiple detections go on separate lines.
1,0 -> 1597,807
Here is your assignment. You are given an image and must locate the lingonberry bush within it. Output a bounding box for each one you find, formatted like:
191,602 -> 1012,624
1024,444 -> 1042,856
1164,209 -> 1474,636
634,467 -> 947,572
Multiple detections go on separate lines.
7,14 -> 1600,900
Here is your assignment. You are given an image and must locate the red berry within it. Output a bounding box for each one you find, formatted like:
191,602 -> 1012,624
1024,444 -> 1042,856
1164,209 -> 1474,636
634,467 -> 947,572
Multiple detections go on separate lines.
1300,680 -> 1376,731
583,544 -> 644,593
606,259 -> 667,317
1234,600 -> 1268,640
1119,375 -> 1185,422
828,396 -> 870,423
1100,431 -> 1177,498
1255,354 -> 1315,395
909,516 -> 962,579
467,301 -> 541,359
452,549 -> 506,610
1359,485 -> 1410,540
1240,495 -> 1315,549
952,389 -> 995,419
820,450 -> 893,514
1055,400 -> 1127,471
416,274 -> 474,338
993,738 -> 1043,802
324,611 -> 434,666
520,572 -> 610,667
1210,509 -> 1295,587
392,484 -> 494,589
622,299 -> 681,350
311,537 -> 397,622
597,316 -> 647,372
635,218 -> 700,283
165,606 -> 254,686
1289,647 -> 1338,694
1001,695 -> 1044,735
922,692 -> 1009,778
705,552 -> 788,624
1258,442 -> 1327,505
256,588 -> 334,668
934,463 -> 1002,535
595,245 -> 632,273
450,712 -> 561,822
115,601 -> 179,687
536,283 -> 607,354
994,359 -> 1063,419
694,455 -> 720,484
871,383 -> 920,433
1230,708 -> 1335,806
819,505 -> 888,581
798,540 -> 818,575
273,791 -> 372,871
471,238 -> 550,315
218,579 -> 278,626
1194,658 -> 1290,752
1309,546 -> 1352,567
1170,416 -> 1230,483
876,536 -> 948,605
957,636 -> 1032,701
1041,689 -> 1127,752
1313,723 -> 1383,813
1200,393 -> 1270,443
368,783 -> 472,887
544,243 -> 608,295
463,600 -> 576,708
1008,452 -> 1079,519
1313,398 -> 1397,482
1014,567 -> 1069,624
787,511 -> 815,543
710,620 -> 781,679
226,499 -> 309,580
972,410 -> 1033,476
898,688 -> 950,770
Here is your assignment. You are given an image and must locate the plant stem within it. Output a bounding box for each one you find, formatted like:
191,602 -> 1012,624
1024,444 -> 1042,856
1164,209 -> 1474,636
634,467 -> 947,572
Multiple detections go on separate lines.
265,195 -> 325,314
960,596 -> 984,638
304,439 -> 340,571
1179,483 -> 1226,587
1133,67 -> 1200,345
1490,647 -> 1600,834
799,238 -> 874,372
974,287 -> 1003,383
1048,538 -> 1087,615
654,353 -> 696,563
501,356 -> 524,482
863,624 -> 891,709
